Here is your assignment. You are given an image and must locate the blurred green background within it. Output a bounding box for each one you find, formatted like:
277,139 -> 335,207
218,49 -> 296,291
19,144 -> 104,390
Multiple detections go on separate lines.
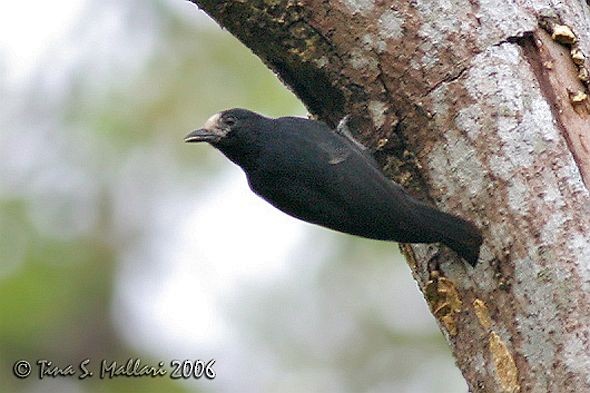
0,1 -> 466,392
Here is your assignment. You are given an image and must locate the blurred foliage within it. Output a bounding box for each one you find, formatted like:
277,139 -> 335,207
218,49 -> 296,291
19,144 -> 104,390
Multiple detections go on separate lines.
0,1 -> 300,392
0,1 -> 464,392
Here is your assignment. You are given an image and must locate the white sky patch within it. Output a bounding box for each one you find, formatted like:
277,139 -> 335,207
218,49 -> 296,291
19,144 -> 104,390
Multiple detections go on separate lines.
0,1 -> 87,86
115,167 -> 308,354
0,0 -> 159,96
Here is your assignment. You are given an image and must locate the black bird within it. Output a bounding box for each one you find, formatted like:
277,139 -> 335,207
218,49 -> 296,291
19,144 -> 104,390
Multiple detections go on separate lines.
185,109 -> 483,266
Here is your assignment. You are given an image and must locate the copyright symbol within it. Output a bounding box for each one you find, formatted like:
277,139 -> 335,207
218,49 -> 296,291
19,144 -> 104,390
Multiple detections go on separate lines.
13,360 -> 31,378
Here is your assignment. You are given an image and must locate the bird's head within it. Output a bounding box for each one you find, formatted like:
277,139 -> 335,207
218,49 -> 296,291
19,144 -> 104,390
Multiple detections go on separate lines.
184,108 -> 262,145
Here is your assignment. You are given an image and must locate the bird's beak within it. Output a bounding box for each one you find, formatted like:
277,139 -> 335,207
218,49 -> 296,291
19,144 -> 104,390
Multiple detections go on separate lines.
185,113 -> 227,143
184,128 -> 220,143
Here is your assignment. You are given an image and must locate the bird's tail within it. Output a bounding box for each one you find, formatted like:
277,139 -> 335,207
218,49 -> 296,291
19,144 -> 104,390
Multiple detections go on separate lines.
411,201 -> 483,266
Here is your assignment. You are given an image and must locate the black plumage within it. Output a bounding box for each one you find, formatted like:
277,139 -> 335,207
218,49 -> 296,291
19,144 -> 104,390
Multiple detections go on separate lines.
185,108 -> 483,266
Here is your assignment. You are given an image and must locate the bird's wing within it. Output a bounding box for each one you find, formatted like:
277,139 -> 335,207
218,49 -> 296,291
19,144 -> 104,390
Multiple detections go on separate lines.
282,117 -> 382,171
247,117 -> 416,239
318,142 -> 351,165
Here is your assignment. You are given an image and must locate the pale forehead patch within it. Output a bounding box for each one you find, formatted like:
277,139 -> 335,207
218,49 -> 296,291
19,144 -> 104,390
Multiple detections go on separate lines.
203,113 -> 221,129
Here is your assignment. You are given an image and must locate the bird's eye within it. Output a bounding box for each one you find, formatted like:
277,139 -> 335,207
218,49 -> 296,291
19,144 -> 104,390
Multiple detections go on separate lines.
225,116 -> 237,127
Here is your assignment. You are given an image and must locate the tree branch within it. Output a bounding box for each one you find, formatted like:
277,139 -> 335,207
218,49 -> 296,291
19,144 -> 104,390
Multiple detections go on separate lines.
189,1 -> 590,391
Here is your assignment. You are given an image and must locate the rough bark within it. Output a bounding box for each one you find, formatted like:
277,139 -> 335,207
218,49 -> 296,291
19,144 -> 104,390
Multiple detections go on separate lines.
188,1 -> 590,392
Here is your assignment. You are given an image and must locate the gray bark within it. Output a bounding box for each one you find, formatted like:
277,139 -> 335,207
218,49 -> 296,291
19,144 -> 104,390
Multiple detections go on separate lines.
188,1 -> 590,392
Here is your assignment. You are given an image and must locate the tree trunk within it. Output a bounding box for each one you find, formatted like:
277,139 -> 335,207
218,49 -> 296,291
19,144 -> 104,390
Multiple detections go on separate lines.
188,1 -> 590,391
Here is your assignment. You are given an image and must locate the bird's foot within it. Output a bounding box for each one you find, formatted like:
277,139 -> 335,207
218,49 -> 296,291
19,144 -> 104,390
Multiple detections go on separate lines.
336,115 -> 367,151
